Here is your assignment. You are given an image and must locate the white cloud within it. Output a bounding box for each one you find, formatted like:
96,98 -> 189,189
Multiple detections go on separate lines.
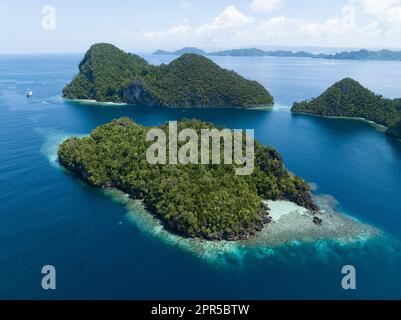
361,0 -> 399,17
297,5 -> 357,40
250,0 -> 282,13
199,5 -> 254,30
142,24 -> 191,42
358,0 -> 401,35
255,16 -> 301,40
252,4 -> 372,46
387,5 -> 401,25
140,6 -> 254,47
134,2 -> 401,49
194,6 -> 254,45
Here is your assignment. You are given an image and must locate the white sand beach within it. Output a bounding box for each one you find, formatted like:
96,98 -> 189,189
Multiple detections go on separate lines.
253,195 -> 379,246
265,200 -> 309,222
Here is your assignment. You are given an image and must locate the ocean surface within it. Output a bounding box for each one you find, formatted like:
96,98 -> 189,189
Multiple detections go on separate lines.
0,54 -> 401,299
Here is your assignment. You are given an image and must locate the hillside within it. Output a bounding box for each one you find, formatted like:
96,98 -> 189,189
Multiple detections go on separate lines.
291,78 -> 401,138
64,43 -> 273,108
292,78 -> 401,127
387,121 -> 401,139
58,118 -> 318,241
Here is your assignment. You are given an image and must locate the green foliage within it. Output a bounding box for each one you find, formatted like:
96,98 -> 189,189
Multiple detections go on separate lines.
58,118 -> 317,240
143,54 -> 272,107
63,43 -> 273,108
155,47 -> 401,61
63,43 -> 152,102
292,78 -> 401,128
387,120 -> 401,138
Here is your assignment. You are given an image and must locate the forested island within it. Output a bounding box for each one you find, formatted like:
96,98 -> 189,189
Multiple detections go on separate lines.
63,43 -> 273,108
58,118 -> 318,241
154,47 -> 207,56
387,121 -> 401,138
154,47 -> 401,61
291,78 -> 401,139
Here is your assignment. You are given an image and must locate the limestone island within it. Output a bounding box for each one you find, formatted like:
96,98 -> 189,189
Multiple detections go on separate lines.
291,78 -> 401,139
63,43 -> 273,108
58,117 -> 319,241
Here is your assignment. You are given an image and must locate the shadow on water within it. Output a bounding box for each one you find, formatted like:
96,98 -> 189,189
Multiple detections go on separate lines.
64,99 -> 275,131
385,134 -> 401,160
290,112 -> 385,138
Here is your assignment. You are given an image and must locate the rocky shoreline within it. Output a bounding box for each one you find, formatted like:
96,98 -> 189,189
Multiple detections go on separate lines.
58,139 -> 378,249
59,152 -> 325,241
65,97 -> 274,110
60,153 -> 330,242
113,188 -> 381,265
253,196 -> 379,246
59,153 -> 275,241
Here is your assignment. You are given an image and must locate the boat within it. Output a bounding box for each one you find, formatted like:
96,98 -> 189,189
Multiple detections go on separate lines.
26,90 -> 33,97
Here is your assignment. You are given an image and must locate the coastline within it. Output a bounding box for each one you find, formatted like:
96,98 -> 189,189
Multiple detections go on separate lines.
291,111 -> 388,132
116,189 -> 379,264
64,98 -> 128,107
257,195 -> 379,246
40,128 -> 381,264
64,97 -> 274,110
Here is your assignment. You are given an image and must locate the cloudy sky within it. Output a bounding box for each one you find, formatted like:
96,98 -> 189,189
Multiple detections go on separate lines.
1,0 -> 401,53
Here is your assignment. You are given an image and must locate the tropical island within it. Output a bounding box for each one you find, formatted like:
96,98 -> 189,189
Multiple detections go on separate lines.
63,43 -> 273,108
154,47 -> 207,56
154,47 -> 401,61
58,117 -> 318,241
291,78 -> 401,139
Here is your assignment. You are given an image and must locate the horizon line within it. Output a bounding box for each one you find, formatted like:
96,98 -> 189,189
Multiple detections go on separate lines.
3,45 -> 401,56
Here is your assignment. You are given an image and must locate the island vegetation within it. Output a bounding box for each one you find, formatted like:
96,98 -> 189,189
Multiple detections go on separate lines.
387,120 -> 401,139
291,78 -> 401,139
154,47 -> 207,56
63,43 -> 273,108
154,47 -> 401,61
58,118 -> 318,241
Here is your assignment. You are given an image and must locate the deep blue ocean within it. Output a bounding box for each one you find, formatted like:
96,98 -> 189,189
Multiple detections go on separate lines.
0,54 -> 401,299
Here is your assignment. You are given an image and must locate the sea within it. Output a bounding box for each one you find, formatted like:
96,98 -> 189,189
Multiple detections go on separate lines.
0,53 -> 401,299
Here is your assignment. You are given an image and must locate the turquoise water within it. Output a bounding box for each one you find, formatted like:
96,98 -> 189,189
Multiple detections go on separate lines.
0,54 -> 401,299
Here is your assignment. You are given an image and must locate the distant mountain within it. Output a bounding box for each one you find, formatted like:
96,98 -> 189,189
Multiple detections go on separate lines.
154,47 -> 207,56
210,48 -> 267,57
63,43 -> 273,108
291,78 -> 401,139
154,47 -> 401,61
326,49 -> 401,61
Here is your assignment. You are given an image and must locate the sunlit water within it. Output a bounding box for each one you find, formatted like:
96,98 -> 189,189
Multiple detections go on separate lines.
0,54 -> 401,299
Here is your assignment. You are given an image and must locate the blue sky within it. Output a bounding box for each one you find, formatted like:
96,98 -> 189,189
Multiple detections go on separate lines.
1,0 -> 401,53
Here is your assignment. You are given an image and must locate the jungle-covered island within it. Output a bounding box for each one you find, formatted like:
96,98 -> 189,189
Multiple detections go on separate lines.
58,117 -> 318,241
155,47 -> 401,61
63,43 -> 273,108
291,78 -> 401,139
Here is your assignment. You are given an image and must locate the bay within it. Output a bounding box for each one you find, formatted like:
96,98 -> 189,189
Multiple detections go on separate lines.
0,54 -> 400,299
